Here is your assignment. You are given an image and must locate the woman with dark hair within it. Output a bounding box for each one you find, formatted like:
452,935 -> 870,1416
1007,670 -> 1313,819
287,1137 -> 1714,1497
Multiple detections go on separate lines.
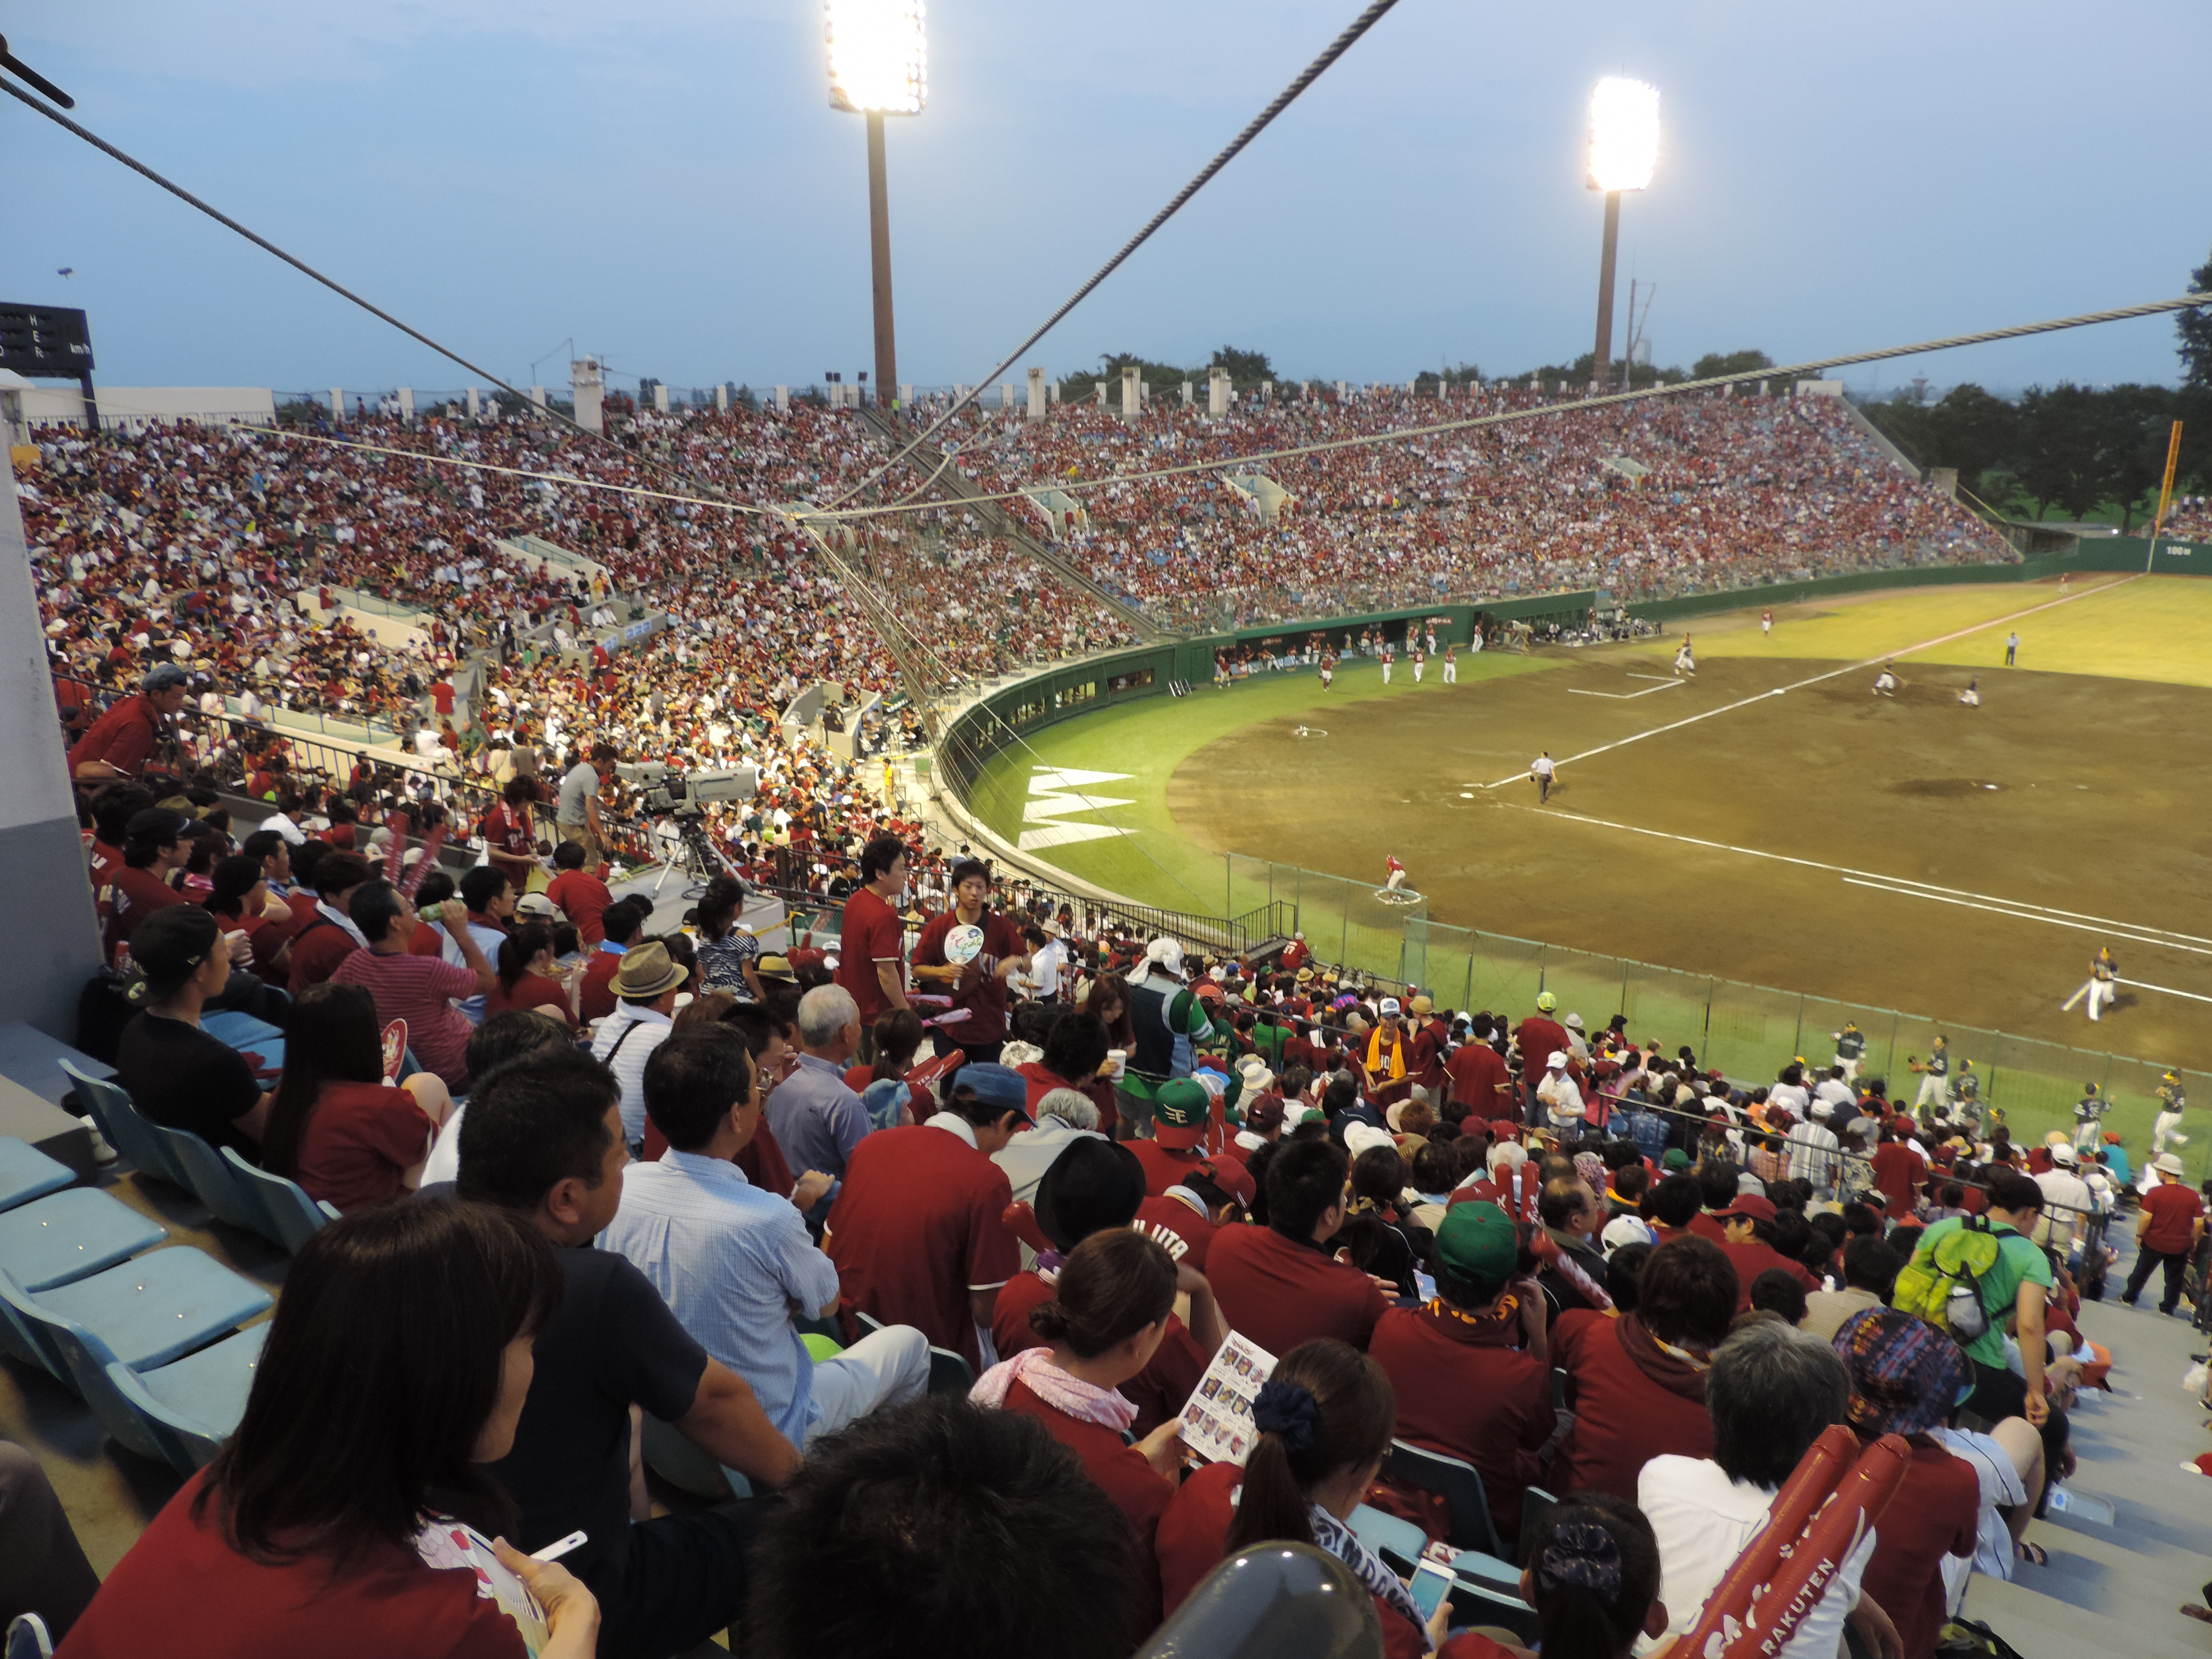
693,875 -> 764,1001
848,1007 -> 927,1131
1156,1338 -> 1450,1656
1518,1493 -> 1666,1659
206,853 -> 295,984
483,923 -> 578,1026
971,1228 -> 1184,1626
57,1200 -> 595,1658
263,982 -> 453,1212
1013,1010 -> 1117,1135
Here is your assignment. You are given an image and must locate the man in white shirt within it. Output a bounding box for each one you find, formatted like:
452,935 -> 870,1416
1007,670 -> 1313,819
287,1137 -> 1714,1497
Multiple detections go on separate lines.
2032,1144 -> 2095,1256
1812,1065 -> 1855,1118
1025,922 -> 1068,1003
591,940 -> 686,1146
1767,1062 -> 1812,1123
1640,1322 -> 1886,1659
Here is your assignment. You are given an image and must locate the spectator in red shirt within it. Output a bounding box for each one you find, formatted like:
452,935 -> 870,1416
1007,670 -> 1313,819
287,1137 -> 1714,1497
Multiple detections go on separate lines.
103,809 -> 190,962
1711,1194 -> 1819,1308
287,853 -> 375,992
1206,1138 -> 1390,1355
1127,1079 -> 1217,1196
1445,1020 -> 1512,1119
544,842 -> 612,945
1833,1308 -> 1981,1659
972,1228 -> 1185,1631
833,834 -> 913,1045
1370,1200 -> 1555,1544
2125,1153 -> 2207,1312
55,1200 -> 595,1659
1514,995 -> 1572,1119
824,1061 -> 1027,1369
909,858 -> 1031,1066
479,778 -> 544,895
1155,1339 -> 1449,1659
485,924 -> 581,1026
69,664 -> 189,783
86,780 -> 154,893
1869,1125 -> 1926,1222
1134,1158 -> 1251,1273
206,855 -> 296,986
1551,1236 -> 1737,1500
261,982 -> 452,1211
330,886 -> 497,1092
577,897 -> 649,1024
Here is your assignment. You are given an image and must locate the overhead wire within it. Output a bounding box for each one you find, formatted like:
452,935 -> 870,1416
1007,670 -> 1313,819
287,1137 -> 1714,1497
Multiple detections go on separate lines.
821,0 -> 1408,511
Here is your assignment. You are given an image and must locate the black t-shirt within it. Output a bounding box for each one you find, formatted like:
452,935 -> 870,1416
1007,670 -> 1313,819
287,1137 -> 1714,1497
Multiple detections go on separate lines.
483,1244 -> 709,1585
112,1012 -> 262,1158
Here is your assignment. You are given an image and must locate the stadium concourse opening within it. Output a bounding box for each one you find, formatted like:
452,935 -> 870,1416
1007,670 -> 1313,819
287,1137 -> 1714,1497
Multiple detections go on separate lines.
967,574 -> 2212,1075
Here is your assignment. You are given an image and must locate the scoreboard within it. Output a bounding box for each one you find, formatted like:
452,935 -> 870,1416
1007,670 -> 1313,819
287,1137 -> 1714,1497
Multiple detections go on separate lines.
0,304 -> 94,380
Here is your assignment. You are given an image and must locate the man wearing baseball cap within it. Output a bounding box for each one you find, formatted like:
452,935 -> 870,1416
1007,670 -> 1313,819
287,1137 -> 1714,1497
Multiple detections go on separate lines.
1128,1078 -> 1216,1197
1710,1194 -> 1816,1309
1369,1202 -> 1554,1542
825,1061 -> 1029,1370
1355,996 -> 1414,1106
1136,1154 -> 1252,1274
70,663 -> 192,783
2124,1152 -> 2206,1314
1514,994 -> 1571,1125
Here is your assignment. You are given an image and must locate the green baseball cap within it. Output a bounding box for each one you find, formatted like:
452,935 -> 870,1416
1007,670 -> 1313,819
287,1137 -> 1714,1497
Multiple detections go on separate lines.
1435,1202 -> 1518,1297
1660,1148 -> 1691,1171
1154,1079 -> 1213,1149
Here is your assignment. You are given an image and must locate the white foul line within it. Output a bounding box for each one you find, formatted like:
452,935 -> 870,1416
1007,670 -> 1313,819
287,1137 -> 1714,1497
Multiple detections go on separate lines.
1494,800 -> 2212,958
1566,680 -> 1686,700
1483,574 -> 2143,789
2120,977 -> 2212,1008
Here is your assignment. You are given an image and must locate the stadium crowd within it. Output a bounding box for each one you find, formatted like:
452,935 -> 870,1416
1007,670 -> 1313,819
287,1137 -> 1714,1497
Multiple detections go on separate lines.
21,797 -> 2181,1659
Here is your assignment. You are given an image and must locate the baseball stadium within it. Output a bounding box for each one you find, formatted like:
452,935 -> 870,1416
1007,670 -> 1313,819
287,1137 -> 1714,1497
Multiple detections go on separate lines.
5,6 -> 2212,1659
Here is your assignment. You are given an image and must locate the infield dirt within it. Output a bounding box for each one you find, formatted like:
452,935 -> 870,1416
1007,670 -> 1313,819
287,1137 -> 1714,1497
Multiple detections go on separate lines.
1166,640 -> 2212,1069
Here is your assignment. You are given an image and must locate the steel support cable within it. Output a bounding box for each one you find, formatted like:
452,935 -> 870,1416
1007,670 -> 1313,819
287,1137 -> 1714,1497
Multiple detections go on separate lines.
820,0 -> 1407,511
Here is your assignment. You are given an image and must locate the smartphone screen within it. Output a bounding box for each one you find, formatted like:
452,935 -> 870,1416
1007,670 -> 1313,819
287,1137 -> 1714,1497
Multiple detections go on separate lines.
1408,1560 -> 1454,1622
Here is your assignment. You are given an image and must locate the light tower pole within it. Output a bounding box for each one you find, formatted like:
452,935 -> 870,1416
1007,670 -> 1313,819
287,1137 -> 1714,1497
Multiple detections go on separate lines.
1587,77 -> 1659,390
826,0 -> 928,414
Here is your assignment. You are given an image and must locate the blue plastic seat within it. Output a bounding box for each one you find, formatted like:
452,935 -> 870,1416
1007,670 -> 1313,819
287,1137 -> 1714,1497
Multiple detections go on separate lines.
1349,1502 -> 1428,1569
221,1148 -> 339,1254
197,1011 -> 286,1073
926,1345 -> 975,1396
0,1188 -> 167,1291
57,1061 -> 184,1189
103,1323 -> 271,1474
0,1138 -> 73,1214
150,1125 -> 266,1235
0,1251 -> 273,1384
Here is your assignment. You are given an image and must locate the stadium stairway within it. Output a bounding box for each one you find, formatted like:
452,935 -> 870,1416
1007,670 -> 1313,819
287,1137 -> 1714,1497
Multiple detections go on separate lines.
1967,1230 -> 2212,1659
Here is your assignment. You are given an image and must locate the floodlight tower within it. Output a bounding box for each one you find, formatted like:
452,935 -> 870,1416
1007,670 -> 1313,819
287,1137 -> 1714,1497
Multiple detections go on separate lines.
825,0 -> 927,414
1587,77 -> 1659,389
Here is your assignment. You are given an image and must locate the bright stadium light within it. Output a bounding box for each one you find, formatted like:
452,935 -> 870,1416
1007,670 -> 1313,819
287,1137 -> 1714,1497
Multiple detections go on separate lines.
1585,77 -> 1659,389
825,0 -> 927,412
825,0 -> 928,116
1588,76 -> 1659,193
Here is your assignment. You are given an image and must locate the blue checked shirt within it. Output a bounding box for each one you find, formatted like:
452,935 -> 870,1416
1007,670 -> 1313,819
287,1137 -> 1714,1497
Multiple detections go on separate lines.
600,1148 -> 841,1445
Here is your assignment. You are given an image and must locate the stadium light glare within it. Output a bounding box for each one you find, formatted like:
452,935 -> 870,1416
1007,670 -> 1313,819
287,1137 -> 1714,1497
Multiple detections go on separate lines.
1588,76 -> 1659,193
825,0 -> 928,116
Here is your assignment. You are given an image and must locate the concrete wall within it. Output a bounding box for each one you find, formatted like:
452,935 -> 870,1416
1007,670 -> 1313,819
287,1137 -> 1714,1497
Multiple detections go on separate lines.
0,445 -> 105,1039
10,384 -> 278,431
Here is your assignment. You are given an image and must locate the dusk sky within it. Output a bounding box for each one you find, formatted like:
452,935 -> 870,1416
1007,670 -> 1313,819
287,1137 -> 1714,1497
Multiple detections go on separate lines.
3,0 -> 2206,400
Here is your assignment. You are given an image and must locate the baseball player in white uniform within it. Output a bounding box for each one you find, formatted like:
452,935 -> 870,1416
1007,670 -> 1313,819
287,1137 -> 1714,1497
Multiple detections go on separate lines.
1411,647 -> 1425,684
1674,636 -> 1696,676
2086,947 -> 2117,1022
1873,662 -> 1898,697
1959,676 -> 1980,707
1384,855 -> 1407,893
1442,643 -> 1457,684
1380,645 -> 1393,686
2154,1072 -> 2189,1155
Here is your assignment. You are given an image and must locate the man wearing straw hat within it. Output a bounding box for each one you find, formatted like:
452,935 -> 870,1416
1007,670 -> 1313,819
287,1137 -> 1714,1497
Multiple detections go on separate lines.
591,939 -> 688,1147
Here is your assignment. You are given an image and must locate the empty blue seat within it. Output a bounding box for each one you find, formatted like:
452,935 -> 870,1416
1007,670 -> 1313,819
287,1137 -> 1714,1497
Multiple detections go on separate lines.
222,1148 -> 339,1254
0,1139 -> 73,1214
0,1250 -> 272,1384
103,1323 -> 271,1474
197,1011 -> 285,1073
0,1188 -> 166,1291
58,1062 -> 184,1189
150,1125 -> 266,1235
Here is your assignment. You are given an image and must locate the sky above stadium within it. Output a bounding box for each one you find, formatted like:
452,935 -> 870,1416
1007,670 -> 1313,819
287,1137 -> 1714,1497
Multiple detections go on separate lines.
3,0 -> 2206,401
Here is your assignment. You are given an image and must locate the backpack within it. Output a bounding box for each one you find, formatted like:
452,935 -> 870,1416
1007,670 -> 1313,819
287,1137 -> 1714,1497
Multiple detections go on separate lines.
1893,1216 -> 2002,1340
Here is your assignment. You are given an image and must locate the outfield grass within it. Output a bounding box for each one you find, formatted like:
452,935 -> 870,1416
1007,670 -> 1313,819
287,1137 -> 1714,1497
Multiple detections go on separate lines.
965,650 -> 1556,914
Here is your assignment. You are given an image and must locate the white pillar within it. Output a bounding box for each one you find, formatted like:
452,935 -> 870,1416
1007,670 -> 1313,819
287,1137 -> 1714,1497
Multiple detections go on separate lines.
1093,383 -> 1106,406
329,388 -> 345,425
1120,367 -> 1140,418
1209,368 -> 1232,417
1181,380 -> 1194,407
774,385 -> 790,413
397,387 -> 414,420
1026,368 -> 1046,421
653,383 -> 670,414
899,382 -> 914,408
715,384 -> 729,412
572,359 -> 604,434
530,385 -> 547,410
1000,383 -> 1016,412
1049,383 -> 1061,404
1335,381 -> 1347,400
1261,380 -> 1273,402
466,386 -> 481,420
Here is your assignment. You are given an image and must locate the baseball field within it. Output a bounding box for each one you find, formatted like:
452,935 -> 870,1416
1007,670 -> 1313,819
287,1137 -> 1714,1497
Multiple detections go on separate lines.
965,573 -> 2212,1155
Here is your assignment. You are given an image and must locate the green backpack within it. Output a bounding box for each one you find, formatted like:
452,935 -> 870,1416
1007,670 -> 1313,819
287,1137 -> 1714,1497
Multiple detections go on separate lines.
1893,1217 -> 2002,1340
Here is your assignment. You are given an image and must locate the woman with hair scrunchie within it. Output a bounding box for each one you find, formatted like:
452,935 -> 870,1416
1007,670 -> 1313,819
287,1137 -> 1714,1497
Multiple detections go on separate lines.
1155,1339 -> 1460,1657
1519,1493 -> 1667,1659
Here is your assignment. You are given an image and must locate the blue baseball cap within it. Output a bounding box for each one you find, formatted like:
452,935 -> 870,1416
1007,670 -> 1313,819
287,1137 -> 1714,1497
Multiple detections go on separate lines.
952,1062 -> 1032,1122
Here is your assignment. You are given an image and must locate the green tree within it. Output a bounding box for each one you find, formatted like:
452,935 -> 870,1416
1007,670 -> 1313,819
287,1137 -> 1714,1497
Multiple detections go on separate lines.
1209,345 -> 1275,387
2013,384 -> 2109,520
2096,384 -> 2180,531
1691,349 -> 1776,382
2178,247 -> 2212,392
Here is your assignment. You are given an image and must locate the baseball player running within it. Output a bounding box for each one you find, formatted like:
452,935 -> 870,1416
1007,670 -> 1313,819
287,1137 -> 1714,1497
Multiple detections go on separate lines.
1872,662 -> 1898,697
1530,751 -> 1557,803
2073,1082 -> 2108,1152
1674,636 -> 1696,677
2154,1071 -> 2190,1155
1319,651 -> 1336,691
